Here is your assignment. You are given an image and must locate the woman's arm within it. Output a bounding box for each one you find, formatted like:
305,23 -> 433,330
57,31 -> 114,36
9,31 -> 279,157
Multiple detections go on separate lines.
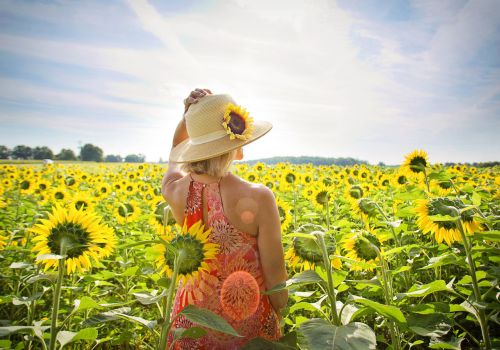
256,186 -> 289,317
161,88 -> 211,200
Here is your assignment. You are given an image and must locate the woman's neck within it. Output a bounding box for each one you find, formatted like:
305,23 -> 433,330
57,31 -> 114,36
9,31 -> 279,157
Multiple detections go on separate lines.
190,172 -> 230,183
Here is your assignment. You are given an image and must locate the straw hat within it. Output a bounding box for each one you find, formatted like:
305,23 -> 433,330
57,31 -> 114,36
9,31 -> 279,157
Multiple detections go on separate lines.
169,94 -> 272,163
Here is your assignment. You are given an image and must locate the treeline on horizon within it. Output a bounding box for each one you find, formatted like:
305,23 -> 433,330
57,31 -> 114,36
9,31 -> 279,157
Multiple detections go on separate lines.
243,156 -> 500,168
0,144 -> 145,163
1,145 -> 498,168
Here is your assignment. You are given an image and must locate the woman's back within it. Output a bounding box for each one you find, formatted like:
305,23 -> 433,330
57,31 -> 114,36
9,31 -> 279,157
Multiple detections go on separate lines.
166,172 -> 281,349
167,172 -> 264,236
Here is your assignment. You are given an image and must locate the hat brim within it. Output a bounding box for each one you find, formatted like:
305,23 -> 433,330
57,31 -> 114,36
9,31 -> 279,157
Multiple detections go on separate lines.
169,120 -> 272,163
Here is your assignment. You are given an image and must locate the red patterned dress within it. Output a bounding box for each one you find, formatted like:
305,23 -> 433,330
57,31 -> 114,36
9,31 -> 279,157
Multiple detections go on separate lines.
167,175 -> 281,349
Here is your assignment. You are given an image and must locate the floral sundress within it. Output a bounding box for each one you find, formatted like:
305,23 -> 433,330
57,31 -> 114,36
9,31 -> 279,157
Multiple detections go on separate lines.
167,175 -> 281,349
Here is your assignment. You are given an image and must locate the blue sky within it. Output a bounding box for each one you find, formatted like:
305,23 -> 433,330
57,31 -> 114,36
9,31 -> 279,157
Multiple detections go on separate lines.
0,0 -> 499,164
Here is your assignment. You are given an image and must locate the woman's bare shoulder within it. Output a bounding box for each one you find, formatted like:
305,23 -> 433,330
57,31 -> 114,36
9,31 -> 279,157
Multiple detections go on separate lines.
229,174 -> 275,203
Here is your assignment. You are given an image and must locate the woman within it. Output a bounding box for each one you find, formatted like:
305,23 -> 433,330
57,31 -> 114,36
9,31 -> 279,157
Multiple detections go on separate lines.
161,88 -> 288,349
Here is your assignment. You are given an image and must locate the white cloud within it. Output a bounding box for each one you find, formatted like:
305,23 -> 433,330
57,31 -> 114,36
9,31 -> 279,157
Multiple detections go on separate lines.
0,0 -> 498,163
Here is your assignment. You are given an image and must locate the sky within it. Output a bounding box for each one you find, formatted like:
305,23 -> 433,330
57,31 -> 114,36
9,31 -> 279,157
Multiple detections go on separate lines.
0,0 -> 499,165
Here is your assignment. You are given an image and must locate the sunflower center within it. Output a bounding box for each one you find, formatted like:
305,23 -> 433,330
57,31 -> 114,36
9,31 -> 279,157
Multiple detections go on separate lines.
409,156 -> 427,173
293,237 -> 323,263
438,181 -> 452,189
357,198 -> 378,216
228,112 -> 246,135
118,203 -> 134,218
166,235 -> 204,275
48,222 -> 90,258
349,186 -> 363,199
54,191 -> 65,200
75,200 -> 88,210
20,180 -> 30,190
315,190 -> 329,205
353,232 -> 380,261
397,175 -> 407,185
285,173 -> 296,184
428,197 -> 473,228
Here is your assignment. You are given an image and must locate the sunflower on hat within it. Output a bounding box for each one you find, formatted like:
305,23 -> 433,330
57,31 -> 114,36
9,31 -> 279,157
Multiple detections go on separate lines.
222,103 -> 254,141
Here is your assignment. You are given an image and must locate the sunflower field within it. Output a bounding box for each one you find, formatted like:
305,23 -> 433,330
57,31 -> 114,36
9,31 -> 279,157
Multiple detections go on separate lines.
0,150 -> 499,350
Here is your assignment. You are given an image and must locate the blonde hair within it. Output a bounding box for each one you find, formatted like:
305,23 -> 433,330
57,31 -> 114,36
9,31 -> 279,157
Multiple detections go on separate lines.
181,149 -> 238,178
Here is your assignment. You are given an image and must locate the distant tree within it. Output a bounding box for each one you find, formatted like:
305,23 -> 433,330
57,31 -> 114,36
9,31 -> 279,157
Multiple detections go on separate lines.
105,154 -> 123,163
56,148 -> 77,161
33,146 -> 54,160
377,161 -> 386,167
0,145 -> 10,159
80,144 -> 103,162
125,154 -> 146,163
12,145 -> 33,160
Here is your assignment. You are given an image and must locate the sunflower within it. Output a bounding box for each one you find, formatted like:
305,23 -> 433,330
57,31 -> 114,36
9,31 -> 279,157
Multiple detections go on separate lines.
49,186 -> 69,204
351,198 -> 379,221
415,197 -> 482,245
69,192 -> 95,212
36,179 -> 51,193
153,220 -> 219,286
342,230 -> 382,271
310,184 -> 331,211
431,180 -> 453,196
391,168 -> 410,188
114,199 -> 141,224
30,205 -> 116,274
276,197 -> 293,232
95,182 -> 112,198
222,103 -> 254,141
403,149 -> 429,174
285,234 -> 341,272
245,171 -> 259,183
344,185 -> 364,206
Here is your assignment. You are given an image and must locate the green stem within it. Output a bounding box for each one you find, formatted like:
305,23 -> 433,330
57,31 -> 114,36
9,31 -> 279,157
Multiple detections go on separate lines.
422,168 -> 430,193
456,217 -> 491,350
375,246 -> 400,350
49,256 -> 66,350
325,199 -> 330,231
315,233 -> 340,326
158,253 -> 182,350
292,182 -> 297,230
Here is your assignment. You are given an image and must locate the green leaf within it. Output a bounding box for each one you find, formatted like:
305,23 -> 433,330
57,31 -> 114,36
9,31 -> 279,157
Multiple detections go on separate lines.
429,336 -> 464,349
178,305 -> 241,337
350,296 -> 406,325
121,266 -> 140,277
26,273 -> 57,284
82,307 -> 131,327
12,293 -> 44,306
36,253 -> 65,261
57,328 -> 98,348
73,296 -> 103,312
407,313 -> 452,338
419,254 -> 465,270
0,326 -> 34,337
471,231 -> 500,242
133,290 -> 166,305
241,337 -> 296,349
115,313 -> 157,331
264,270 -> 325,294
396,280 -> 452,300
171,326 -> 207,343
9,262 -> 32,269
299,319 -> 376,350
